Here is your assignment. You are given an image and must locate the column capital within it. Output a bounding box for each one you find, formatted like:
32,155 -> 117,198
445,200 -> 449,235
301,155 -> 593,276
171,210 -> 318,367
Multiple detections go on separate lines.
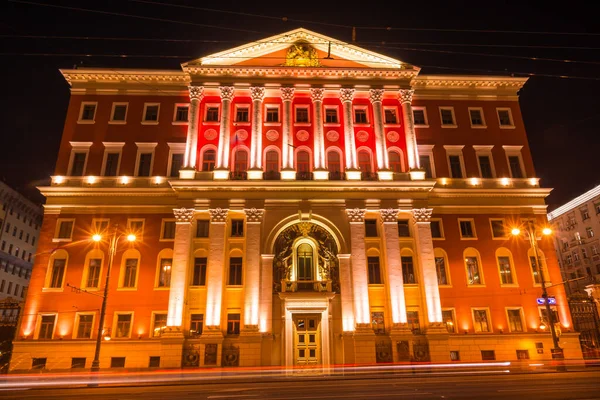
280,87 -> 295,102
250,86 -> 265,102
380,208 -> 399,223
369,89 -> 384,103
219,86 -> 235,101
209,207 -> 229,223
244,208 -> 265,223
399,89 -> 414,104
412,208 -> 433,223
173,207 -> 195,224
346,208 -> 366,223
310,88 -> 324,103
339,88 -> 355,103
188,85 -> 204,101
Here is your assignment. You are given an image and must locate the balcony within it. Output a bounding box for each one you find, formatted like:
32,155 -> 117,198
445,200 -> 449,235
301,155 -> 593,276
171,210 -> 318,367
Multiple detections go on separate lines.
328,171 -> 345,181
263,170 -> 281,180
361,171 -> 378,181
296,171 -> 313,181
229,170 -> 248,180
280,279 -> 332,292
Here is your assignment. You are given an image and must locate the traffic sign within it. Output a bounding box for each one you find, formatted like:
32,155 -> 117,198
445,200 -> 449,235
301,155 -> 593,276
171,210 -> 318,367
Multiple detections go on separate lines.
536,297 -> 556,305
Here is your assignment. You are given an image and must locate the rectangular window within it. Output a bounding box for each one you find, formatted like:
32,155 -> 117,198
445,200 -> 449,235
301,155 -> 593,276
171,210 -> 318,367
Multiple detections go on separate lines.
72,357 -> 86,369
112,104 -> 127,121
407,311 -> 420,333
413,109 -> 426,125
478,156 -> 493,179
364,219 -> 378,237
325,108 -> 338,123
80,103 -> 96,121
231,220 -> 244,237
419,155 -> 433,178
38,315 -> 56,339
459,219 -> 476,238
206,106 -> 219,122
123,259 -> 138,288
266,107 -> 279,123
158,258 -> 172,287
473,309 -> 490,332
87,258 -> 102,288
149,356 -> 160,368
402,256 -> 417,284
228,257 -> 243,285
32,358 -> 47,369
169,153 -> 184,178
235,107 -> 249,122
354,109 -> 368,124
384,109 -> 398,124
192,257 -> 207,286
94,220 -> 109,235
490,219 -> 506,238
481,350 -> 496,360
129,220 -> 144,239
115,314 -> 132,338
57,220 -> 74,239
111,357 -> 126,368
469,109 -> 484,126
153,314 -> 167,337
440,108 -> 455,125
397,220 -> 410,237
466,256 -> 482,285
104,153 -> 120,176
498,256 -> 514,284
581,208 -> 590,220
49,259 -> 66,288
442,310 -> 455,333
431,220 -> 443,238
296,107 -> 309,123
497,109 -> 513,126
530,256 -> 542,284
586,227 -> 594,238
507,309 -> 524,332
144,104 -> 159,121
367,256 -> 382,284
450,351 -> 460,361
508,155 -> 524,178
162,221 -> 176,240
540,307 -> 560,325
196,220 -> 209,238
448,155 -> 463,178
77,314 -> 94,339
516,350 -> 530,360
137,153 -> 153,177
227,313 -> 241,335
190,314 -> 203,336
175,105 -> 189,122
371,311 -> 385,334
436,256 -> 449,285
70,152 -> 87,176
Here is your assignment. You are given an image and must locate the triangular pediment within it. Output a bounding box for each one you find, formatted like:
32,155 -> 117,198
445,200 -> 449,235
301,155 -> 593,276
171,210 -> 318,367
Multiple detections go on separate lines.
183,28 -> 414,70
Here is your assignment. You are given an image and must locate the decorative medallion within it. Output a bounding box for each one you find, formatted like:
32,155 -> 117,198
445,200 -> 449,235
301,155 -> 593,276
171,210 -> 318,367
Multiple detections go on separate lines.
266,129 -> 279,141
280,87 -> 295,102
326,130 -> 339,142
399,89 -> 414,104
204,129 -> 218,141
219,86 -> 235,101
356,130 -> 369,143
379,208 -> 399,223
249,86 -> 265,102
283,43 -> 321,67
188,86 -> 204,101
339,88 -> 355,103
346,208 -> 366,223
234,129 -> 248,141
244,208 -> 264,223
310,88 -> 324,102
296,130 -> 309,142
173,207 -> 195,223
412,208 -> 433,223
209,208 -> 229,223
369,89 -> 384,103
386,131 -> 400,143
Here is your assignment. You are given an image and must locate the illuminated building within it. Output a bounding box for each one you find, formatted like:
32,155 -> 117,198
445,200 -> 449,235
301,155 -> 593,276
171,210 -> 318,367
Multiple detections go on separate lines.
10,28 -> 582,371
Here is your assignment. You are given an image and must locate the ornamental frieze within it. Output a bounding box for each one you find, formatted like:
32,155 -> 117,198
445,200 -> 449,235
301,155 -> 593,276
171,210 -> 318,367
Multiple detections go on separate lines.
244,208 -> 264,223
173,208 -> 195,223
412,208 -> 433,223
346,208 -> 366,223
209,208 -> 229,223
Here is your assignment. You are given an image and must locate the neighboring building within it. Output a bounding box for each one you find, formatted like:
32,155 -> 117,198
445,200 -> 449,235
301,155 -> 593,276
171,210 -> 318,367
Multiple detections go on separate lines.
0,180 -> 43,302
547,185 -> 600,293
10,28 -> 581,372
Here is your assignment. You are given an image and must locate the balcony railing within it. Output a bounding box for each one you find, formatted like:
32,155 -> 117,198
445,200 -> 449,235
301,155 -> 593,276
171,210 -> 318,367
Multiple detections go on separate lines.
280,279 -> 332,292
328,171 -> 345,181
263,170 -> 281,180
361,171 -> 378,181
296,171 -> 313,181
230,170 -> 248,180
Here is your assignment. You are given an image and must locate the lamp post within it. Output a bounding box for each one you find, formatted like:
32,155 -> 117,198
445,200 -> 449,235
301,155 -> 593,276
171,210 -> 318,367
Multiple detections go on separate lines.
90,225 -> 136,372
512,221 -> 564,364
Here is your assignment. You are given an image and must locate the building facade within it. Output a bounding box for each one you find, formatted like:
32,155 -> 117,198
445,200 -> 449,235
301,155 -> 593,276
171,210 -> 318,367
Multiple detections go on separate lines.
0,180 -> 43,302
10,29 -> 582,372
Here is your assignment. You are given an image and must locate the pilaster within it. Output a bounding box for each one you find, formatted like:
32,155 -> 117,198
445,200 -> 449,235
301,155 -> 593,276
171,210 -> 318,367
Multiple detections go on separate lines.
259,254 -> 274,333
337,254 -> 355,332
341,88 -> 360,180
379,208 -> 407,324
370,89 -> 391,181
399,89 -> 423,179
280,87 -> 296,179
311,88 -> 328,180
204,208 -> 228,334
345,208 -> 370,326
215,86 -> 234,180
248,87 -> 265,180
181,85 -> 203,179
242,208 -> 264,333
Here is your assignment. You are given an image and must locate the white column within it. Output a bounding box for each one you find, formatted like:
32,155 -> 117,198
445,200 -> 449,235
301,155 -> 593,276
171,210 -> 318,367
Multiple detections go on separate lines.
243,208 -> 264,331
340,88 -> 360,180
337,254 -> 355,331
399,89 -> 423,180
346,208 -> 370,327
380,209 -> 407,324
204,208 -> 229,331
166,208 -> 194,329
370,89 -> 392,181
280,87 -> 295,180
412,208 -> 443,325
311,88 -> 328,180
248,87 -> 265,180
215,86 -> 234,180
181,86 -> 203,179
259,254 -> 274,333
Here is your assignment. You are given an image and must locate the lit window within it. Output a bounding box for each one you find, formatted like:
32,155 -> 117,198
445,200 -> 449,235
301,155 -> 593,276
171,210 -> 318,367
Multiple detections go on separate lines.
76,314 -> 93,339
507,309 -> 523,332
153,314 -> 167,337
115,314 -> 132,338
227,313 -> 240,335
190,314 -> 203,336
371,311 -> 385,334
158,258 -> 172,287
473,309 -> 490,332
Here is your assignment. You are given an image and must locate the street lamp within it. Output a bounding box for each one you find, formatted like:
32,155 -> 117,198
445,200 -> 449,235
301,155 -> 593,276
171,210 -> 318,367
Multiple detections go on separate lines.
90,225 -> 136,372
512,221 -> 564,363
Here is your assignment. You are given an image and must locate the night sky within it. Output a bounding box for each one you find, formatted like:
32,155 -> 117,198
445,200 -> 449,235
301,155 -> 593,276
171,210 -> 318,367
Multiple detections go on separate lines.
2,0 -> 599,210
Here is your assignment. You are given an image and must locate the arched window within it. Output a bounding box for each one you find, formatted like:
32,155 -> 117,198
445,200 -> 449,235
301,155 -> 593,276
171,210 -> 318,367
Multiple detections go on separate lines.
156,248 -> 174,288
297,243 -> 314,281
401,248 -> 417,284
358,150 -> 372,173
496,247 -> 516,285
82,249 -> 104,289
327,149 -> 342,180
463,247 -> 484,285
265,150 -> 279,172
434,248 -> 450,286
202,149 -> 216,171
388,150 -> 403,173
528,248 -> 548,285
46,249 -> 69,289
120,249 -> 141,289
234,149 -> 248,172
297,150 -> 310,172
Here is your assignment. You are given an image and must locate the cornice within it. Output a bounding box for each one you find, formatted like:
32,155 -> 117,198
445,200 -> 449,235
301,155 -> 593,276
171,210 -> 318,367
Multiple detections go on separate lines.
38,186 -> 177,197
413,75 -> 528,89
430,188 -> 552,198
60,69 -> 189,85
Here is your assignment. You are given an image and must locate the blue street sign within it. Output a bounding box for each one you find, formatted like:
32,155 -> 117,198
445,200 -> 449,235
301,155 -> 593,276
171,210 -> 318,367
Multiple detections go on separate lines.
536,297 -> 556,305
